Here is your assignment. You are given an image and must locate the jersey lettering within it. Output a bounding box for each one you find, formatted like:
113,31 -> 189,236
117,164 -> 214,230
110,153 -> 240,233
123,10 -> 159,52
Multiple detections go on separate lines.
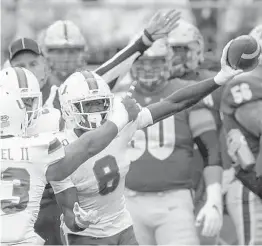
93,155 -> 120,196
130,116 -> 175,161
1,168 -> 30,214
230,83 -> 253,104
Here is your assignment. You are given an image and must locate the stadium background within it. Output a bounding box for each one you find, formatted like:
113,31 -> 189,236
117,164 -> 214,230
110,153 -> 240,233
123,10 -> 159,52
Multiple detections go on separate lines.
1,0 -> 262,244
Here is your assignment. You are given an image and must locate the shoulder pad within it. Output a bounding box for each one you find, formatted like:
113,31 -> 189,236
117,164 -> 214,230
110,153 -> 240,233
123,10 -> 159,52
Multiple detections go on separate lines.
221,72 -> 262,115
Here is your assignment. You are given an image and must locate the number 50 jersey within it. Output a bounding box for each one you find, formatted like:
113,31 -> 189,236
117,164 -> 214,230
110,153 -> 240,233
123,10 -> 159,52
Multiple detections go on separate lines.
125,79 -> 217,192
53,105 -> 153,238
1,134 -> 64,244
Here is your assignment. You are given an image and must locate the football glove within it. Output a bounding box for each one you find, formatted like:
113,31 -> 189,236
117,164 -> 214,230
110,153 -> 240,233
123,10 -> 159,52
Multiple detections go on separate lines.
214,40 -> 243,85
107,81 -> 141,132
73,202 -> 100,228
143,9 -> 181,45
196,202 -> 223,237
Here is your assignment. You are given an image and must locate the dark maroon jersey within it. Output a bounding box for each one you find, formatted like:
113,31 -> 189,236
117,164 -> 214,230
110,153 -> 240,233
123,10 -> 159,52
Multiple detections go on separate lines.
221,66 -> 262,169
125,78 -> 213,192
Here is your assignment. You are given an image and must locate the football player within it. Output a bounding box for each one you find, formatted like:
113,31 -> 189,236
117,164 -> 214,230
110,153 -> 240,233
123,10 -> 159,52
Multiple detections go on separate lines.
0,67 -> 61,136
6,11 -> 180,244
220,24 -> 262,245
41,20 -> 87,84
124,23 -> 222,245
6,10 -> 181,244
54,39 -> 246,245
0,74 -> 139,245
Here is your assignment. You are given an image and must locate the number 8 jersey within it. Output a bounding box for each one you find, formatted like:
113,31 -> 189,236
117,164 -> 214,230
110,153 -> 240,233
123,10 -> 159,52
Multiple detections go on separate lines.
52,105 -> 153,238
1,134 -> 64,244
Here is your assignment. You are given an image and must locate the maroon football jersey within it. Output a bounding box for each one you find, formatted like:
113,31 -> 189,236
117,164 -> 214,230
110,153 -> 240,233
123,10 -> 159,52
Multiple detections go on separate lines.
125,79 -> 207,192
221,66 -> 262,163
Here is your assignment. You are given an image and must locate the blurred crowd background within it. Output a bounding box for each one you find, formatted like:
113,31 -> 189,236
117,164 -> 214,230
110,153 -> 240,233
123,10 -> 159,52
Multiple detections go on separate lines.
1,0 -> 262,68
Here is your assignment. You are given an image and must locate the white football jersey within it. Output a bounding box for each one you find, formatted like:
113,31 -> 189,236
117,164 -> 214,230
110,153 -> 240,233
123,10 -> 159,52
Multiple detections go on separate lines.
1,134 -> 64,244
52,107 -> 152,237
27,107 -> 62,136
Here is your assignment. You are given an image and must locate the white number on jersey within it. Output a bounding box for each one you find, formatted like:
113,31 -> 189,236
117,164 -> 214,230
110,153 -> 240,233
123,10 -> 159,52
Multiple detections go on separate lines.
230,83 -> 253,104
130,116 -> 175,162
1,168 -> 30,214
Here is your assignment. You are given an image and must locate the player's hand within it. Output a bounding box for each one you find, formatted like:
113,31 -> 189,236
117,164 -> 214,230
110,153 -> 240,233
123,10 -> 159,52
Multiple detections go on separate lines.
195,202 -> 223,237
107,81 -> 141,131
214,40 -> 244,85
73,202 -> 100,228
121,81 -> 141,122
143,9 -> 181,45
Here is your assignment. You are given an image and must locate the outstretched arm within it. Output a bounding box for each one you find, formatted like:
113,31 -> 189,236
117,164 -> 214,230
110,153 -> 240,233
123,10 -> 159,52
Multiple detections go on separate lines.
46,97 -> 140,182
46,120 -> 119,182
148,77 -> 220,123
146,40 -> 244,124
95,10 -> 180,90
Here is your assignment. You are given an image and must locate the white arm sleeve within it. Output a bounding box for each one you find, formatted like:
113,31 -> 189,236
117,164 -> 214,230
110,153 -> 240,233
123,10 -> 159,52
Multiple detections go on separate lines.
136,107 -> 153,130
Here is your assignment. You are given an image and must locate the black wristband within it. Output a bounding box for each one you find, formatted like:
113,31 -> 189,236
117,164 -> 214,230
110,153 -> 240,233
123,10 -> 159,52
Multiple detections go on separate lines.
143,29 -> 154,43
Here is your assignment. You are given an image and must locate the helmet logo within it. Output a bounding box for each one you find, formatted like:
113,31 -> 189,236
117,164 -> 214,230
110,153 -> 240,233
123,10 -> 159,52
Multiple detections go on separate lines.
0,115 -> 10,128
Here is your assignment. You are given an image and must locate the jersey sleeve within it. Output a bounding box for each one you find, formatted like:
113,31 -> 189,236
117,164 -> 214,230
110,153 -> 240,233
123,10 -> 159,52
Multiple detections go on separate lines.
49,175 -> 74,194
95,36 -> 149,90
30,134 -> 65,176
234,101 -> 262,138
136,107 -> 153,130
221,74 -> 262,115
188,107 -> 217,138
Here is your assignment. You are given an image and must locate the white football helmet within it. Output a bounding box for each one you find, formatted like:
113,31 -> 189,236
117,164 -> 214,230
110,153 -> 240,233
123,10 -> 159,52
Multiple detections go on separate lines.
250,24 -> 262,63
59,71 -> 113,130
0,67 -> 42,128
42,20 -> 87,81
130,38 -> 172,91
0,87 -> 26,137
167,19 -> 204,78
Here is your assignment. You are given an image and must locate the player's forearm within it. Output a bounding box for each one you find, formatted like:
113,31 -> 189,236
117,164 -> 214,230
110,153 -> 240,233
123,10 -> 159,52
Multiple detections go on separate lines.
55,188 -> 85,232
165,77 -> 220,106
95,36 -> 149,88
198,130 -> 223,207
195,130 -> 221,168
46,121 -> 118,181
203,166 -> 223,212
147,78 -> 220,123
235,168 -> 262,199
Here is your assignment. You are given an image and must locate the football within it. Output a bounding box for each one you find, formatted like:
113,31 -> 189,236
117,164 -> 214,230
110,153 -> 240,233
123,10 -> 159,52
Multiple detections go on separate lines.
227,35 -> 261,71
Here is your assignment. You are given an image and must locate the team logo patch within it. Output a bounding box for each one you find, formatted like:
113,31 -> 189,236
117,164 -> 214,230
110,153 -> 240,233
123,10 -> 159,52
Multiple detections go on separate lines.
0,115 -> 10,128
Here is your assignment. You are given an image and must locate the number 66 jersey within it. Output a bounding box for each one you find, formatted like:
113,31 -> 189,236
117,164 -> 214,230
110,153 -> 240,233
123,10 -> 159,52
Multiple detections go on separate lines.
1,134 -> 64,245
54,106 -> 153,238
